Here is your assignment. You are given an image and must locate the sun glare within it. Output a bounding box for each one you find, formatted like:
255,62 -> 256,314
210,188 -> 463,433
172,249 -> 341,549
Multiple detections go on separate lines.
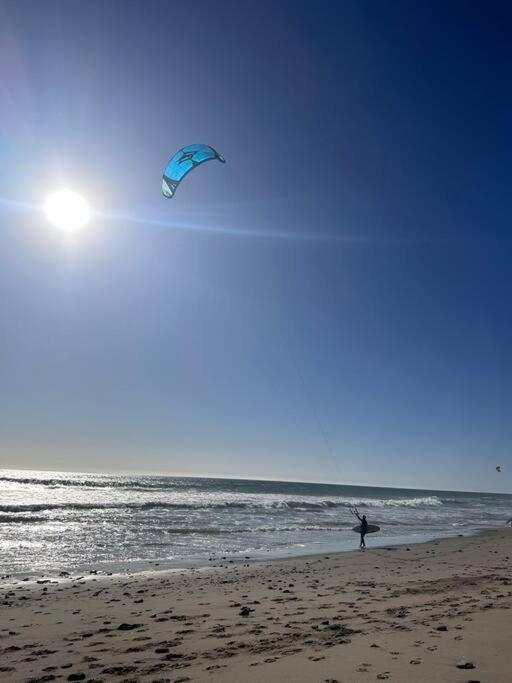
43,189 -> 91,232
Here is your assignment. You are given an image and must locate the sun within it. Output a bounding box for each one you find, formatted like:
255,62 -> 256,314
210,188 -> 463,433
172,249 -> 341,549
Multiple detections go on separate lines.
43,189 -> 91,232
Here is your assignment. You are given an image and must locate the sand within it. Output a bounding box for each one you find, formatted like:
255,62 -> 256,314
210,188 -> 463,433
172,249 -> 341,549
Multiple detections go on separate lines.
1,529 -> 511,682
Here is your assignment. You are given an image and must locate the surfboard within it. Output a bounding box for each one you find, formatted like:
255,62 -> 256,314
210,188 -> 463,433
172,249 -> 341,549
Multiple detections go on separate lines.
352,524 -> 380,534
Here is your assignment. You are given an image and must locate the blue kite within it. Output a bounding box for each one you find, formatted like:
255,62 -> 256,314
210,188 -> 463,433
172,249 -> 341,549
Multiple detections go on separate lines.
162,144 -> 225,198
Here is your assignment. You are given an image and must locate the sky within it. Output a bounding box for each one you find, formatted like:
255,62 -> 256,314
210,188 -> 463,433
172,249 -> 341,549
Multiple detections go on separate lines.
0,0 -> 511,492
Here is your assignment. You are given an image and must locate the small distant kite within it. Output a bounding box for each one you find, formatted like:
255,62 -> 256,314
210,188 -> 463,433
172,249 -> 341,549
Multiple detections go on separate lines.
496,466 -> 502,473
162,144 -> 225,198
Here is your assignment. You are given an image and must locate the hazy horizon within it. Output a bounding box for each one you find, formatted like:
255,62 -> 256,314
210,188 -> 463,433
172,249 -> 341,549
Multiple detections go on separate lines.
2,465 -> 511,497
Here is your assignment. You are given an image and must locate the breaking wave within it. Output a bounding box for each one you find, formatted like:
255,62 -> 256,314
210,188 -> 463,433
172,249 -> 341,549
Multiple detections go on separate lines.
0,475 -> 165,491
0,496 -> 442,515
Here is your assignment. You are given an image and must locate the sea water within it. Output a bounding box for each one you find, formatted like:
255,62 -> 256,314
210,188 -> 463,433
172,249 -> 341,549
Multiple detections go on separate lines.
1,469 -> 511,576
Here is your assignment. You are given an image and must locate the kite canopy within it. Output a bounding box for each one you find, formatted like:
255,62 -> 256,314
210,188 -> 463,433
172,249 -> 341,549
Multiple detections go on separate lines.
162,144 -> 225,198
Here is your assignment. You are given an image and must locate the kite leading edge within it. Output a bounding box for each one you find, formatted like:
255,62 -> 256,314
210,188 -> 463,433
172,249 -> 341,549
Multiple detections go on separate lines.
162,144 -> 225,199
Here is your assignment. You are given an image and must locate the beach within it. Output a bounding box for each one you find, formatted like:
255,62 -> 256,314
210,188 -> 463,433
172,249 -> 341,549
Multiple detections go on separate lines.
2,3 -> 511,682
1,529 -> 511,682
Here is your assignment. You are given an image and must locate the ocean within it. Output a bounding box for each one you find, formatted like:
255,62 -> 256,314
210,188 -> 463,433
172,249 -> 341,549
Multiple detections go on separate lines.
1,469 -> 511,576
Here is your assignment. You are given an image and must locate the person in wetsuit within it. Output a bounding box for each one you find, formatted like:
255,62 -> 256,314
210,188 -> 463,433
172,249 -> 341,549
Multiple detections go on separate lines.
354,508 -> 368,549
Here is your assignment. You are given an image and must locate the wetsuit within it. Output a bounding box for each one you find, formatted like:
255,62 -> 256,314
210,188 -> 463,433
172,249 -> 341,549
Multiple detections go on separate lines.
360,517 -> 368,547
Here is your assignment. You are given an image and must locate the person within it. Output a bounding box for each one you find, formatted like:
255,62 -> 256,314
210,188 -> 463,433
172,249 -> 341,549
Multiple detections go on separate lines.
353,507 -> 368,549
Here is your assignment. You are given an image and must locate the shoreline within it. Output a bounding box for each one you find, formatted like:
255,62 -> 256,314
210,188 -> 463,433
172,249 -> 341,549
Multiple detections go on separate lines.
1,526 -> 488,582
3,469 -> 511,582
1,528 -> 511,681
0,526 -> 494,586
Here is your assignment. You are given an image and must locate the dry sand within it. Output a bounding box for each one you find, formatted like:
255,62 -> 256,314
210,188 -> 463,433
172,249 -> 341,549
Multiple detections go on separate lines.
1,529 -> 511,682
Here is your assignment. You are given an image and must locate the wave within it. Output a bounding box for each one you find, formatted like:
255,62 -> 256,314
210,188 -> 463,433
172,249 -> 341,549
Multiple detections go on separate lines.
0,496 -> 443,515
146,525 -> 355,538
0,475 -> 165,490
282,496 -> 443,509
0,477 -> 447,508
0,514 -> 48,524
163,527 -> 226,535
156,526 -> 328,536
0,519 -> 349,533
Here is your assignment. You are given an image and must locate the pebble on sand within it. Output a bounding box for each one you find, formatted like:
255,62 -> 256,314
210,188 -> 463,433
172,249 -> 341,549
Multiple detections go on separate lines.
456,660 -> 476,669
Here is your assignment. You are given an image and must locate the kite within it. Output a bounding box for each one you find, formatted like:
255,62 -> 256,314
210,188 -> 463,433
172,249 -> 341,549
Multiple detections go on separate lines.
496,465 -> 502,473
162,144 -> 225,198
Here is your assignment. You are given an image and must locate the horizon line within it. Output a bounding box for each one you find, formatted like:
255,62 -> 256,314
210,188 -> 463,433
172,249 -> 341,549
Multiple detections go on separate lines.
0,465 -> 509,497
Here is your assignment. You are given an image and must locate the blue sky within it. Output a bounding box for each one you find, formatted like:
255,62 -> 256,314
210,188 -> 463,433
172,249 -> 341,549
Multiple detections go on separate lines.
1,0 -> 511,491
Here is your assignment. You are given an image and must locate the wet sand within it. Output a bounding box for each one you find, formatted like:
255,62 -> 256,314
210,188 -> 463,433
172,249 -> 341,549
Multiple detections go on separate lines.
1,529 -> 511,682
